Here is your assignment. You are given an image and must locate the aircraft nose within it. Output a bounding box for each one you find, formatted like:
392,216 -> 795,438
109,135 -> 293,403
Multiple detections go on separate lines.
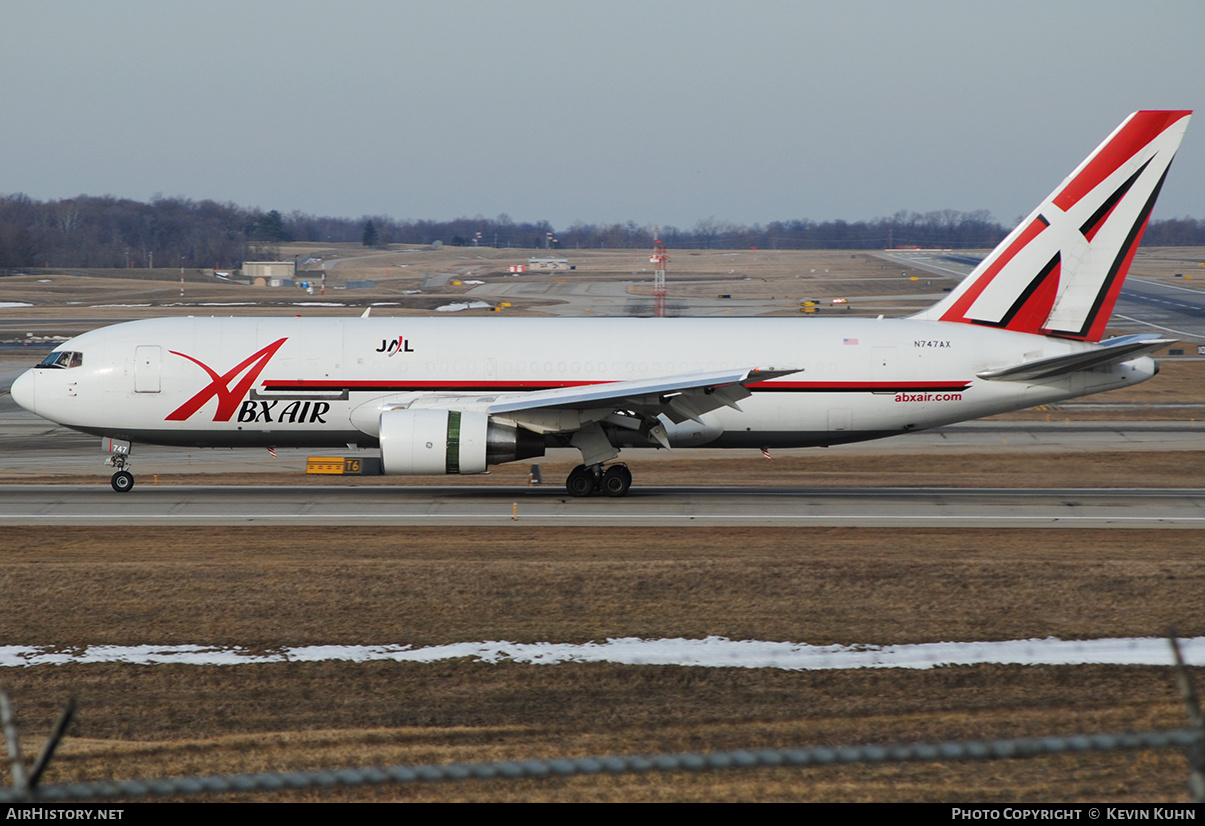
9,370 -> 36,414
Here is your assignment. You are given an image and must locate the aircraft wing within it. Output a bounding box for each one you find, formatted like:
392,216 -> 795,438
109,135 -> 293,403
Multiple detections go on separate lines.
976,335 -> 1174,382
488,366 -> 800,425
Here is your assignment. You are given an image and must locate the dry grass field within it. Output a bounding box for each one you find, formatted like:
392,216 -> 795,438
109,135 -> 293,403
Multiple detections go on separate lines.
2,245 -> 1202,319
1,527 -> 1202,802
2,249 -> 1205,802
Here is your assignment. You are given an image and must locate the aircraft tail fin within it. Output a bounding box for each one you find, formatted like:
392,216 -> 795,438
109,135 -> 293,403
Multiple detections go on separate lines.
914,110 -> 1191,342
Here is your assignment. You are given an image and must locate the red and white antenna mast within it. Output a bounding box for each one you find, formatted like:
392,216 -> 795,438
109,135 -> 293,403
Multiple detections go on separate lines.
651,226 -> 668,318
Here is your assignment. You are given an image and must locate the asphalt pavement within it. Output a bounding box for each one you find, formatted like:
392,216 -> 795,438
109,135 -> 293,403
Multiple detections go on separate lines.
1,483 -> 1202,528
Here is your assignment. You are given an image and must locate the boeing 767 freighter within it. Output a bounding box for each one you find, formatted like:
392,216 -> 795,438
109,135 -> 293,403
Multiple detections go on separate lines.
10,110 -> 1191,496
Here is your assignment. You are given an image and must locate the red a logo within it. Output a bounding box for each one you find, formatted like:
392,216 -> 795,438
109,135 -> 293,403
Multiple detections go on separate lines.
165,338 -> 288,422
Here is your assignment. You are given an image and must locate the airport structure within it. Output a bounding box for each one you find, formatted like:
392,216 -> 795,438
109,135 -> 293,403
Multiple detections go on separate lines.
243,260 -> 296,287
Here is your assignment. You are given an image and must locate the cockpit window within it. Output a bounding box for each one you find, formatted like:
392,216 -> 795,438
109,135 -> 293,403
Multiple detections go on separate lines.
36,351 -> 83,369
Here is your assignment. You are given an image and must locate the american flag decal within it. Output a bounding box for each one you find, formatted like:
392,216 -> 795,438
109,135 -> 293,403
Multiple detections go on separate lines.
843,338 -> 859,345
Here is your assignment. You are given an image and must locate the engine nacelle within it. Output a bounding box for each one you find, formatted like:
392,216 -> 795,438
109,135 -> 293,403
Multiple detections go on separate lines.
378,409 -> 544,475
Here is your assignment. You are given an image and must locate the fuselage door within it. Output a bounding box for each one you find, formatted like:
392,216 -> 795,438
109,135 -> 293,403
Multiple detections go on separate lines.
827,408 -> 851,432
134,345 -> 162,393
872,346 -> 895,376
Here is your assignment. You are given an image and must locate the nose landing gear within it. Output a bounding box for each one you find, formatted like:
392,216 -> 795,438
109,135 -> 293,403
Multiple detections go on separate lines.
565,463 -> 632,498
104,438 -> 135,493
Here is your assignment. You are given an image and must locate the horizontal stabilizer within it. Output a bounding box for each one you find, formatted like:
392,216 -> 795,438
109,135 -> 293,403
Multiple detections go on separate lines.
976,335 -> 1173,382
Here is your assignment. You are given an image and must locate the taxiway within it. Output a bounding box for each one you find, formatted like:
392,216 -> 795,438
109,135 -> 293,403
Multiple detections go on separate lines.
2,483 -> 1203,528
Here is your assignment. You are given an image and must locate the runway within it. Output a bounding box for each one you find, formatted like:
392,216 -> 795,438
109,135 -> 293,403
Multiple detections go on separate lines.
3,483 -> 1204,527
881,251 -> 1205,342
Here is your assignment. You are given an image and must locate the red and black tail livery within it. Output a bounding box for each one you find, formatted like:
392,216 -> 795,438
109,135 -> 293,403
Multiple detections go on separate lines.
918,111 -> 1191,342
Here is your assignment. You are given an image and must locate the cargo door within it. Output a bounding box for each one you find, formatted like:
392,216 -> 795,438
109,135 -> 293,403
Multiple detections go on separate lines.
134,345 -> 161,393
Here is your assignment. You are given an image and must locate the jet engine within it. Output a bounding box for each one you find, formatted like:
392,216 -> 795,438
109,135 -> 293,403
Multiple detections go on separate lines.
378,409 -> 544,475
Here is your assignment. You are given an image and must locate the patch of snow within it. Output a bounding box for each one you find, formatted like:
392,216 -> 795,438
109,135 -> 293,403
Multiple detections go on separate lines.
436,301 -> 491,312
3,636 -> 1202,670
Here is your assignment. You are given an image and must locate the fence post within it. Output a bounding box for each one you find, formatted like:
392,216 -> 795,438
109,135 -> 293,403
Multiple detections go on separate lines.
0,689 -> 30,801
1167,631 -> 1204,802
0,690 -> 76,802
27,698 -> 76,790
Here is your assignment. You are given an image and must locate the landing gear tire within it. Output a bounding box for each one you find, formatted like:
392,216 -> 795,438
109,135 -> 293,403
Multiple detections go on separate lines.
602,464 -> 632,498
111,470 -> 135,493
566,465 -> 596,497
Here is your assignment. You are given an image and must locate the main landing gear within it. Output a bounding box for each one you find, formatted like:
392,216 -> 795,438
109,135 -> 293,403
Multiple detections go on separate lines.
565,463 -> 632,498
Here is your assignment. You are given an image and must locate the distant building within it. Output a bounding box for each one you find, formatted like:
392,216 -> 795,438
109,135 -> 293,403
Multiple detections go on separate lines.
527,258 -> 575,271
244,261 -> 296,286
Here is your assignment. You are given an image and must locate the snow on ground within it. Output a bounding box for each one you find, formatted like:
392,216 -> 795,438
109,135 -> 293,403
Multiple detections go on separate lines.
3,636 -> 1202,669
436,301 -> 492,312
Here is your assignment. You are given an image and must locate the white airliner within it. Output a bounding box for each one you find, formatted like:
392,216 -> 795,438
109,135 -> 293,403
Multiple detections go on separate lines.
9,110 -> 1192,496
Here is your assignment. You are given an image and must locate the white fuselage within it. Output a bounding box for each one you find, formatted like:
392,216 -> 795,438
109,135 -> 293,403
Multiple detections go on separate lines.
10,315 -> 1155,456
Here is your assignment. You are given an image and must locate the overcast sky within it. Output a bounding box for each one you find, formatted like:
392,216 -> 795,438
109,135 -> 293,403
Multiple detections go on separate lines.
2,1 -> 1202,231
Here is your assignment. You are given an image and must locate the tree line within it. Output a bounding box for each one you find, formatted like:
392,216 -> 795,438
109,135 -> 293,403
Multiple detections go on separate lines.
1,192 -> 1202,271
